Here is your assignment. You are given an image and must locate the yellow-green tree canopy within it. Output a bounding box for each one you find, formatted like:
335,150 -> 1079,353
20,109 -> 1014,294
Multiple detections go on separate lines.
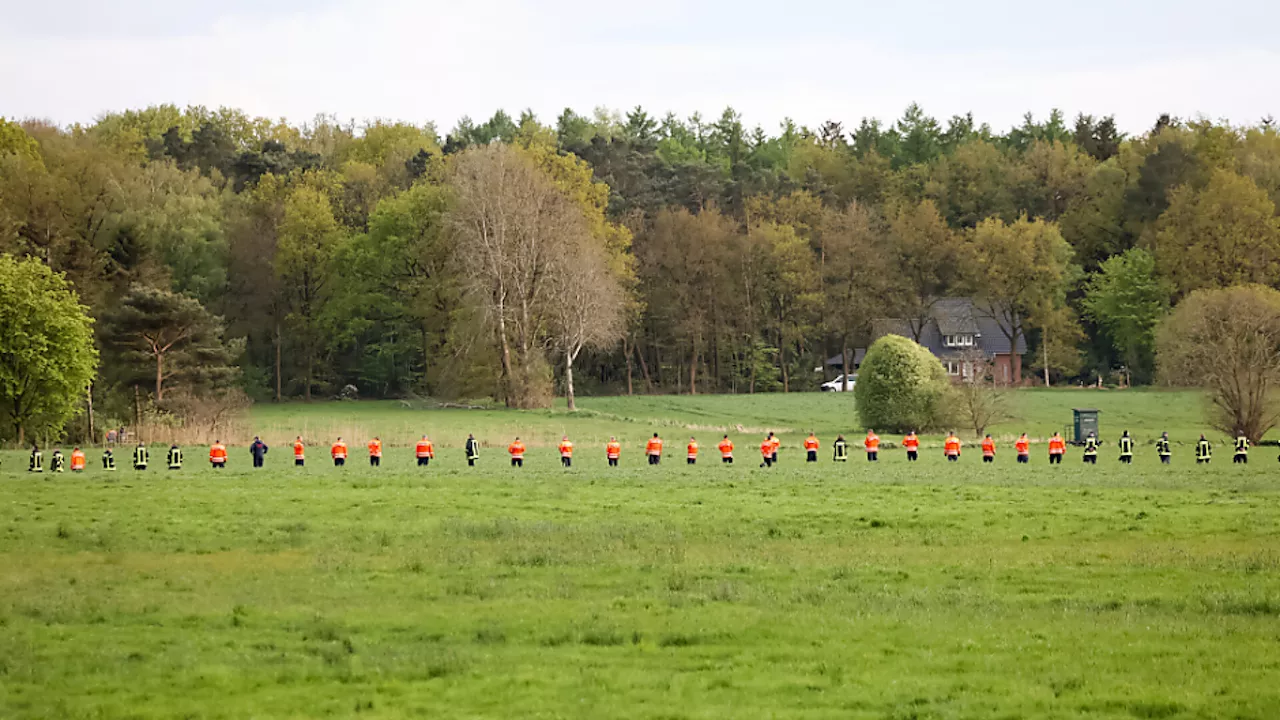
854,334 -> 952,433
0,254 -> 98,442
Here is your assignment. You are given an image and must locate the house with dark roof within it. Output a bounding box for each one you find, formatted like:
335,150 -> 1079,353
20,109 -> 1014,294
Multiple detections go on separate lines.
829,298 -> 1027,384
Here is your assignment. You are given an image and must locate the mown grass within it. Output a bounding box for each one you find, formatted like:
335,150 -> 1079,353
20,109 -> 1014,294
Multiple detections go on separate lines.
241,387 -> 1235,451
1,437 -> 1278,718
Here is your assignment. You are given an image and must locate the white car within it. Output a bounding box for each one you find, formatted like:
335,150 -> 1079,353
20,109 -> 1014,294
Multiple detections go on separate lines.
820,374 -> 857,392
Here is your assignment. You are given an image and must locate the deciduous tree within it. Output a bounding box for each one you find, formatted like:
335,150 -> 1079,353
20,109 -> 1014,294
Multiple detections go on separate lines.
1082,248 -> 1170,383
1157,285 -> 1280,443
276,184 -> 342,400
965,216 -> 1075,383
1152,169 -> 1280,297
0,254 -> 98,442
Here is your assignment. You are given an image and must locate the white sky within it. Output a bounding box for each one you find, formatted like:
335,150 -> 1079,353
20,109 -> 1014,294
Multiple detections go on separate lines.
2,0 -> 1278,136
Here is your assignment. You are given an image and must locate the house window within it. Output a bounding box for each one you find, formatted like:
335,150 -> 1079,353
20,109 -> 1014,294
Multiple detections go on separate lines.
943,334 -> 974,348
945,360 -> 961,376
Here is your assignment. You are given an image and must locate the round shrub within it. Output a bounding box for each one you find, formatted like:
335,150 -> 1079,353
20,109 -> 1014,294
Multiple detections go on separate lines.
854,334 -> 951,432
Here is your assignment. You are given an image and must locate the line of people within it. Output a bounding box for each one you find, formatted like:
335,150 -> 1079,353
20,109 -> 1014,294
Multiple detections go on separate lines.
17,428 -> 1263,473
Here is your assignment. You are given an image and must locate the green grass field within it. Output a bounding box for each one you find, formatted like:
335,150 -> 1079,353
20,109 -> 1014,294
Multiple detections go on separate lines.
239,387 -> 1238,452
2,391 -> 1278,718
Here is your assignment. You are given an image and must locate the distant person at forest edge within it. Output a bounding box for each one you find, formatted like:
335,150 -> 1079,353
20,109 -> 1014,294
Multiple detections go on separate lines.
209,440 -> 227,469
718,435 -> 733,464
250,437 -> 269,468
646,434 -> 663,465
508,437 -> 525,467
465,434 -> 480,466
331,438 -> 347,467
416,436 -> 434,467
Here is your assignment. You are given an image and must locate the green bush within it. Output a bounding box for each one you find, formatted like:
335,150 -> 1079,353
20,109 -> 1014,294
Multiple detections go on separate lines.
854,334 -> 951,432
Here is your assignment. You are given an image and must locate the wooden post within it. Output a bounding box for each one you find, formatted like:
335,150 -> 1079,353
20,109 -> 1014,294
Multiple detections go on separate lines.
87,384 -> 95,447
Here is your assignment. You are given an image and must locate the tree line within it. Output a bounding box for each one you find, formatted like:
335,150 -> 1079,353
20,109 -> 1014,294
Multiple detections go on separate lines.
3,103 -> 1280,440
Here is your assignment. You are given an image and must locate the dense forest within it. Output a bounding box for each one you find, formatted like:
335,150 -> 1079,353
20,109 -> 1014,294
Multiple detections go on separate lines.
3,103 -> 1280,436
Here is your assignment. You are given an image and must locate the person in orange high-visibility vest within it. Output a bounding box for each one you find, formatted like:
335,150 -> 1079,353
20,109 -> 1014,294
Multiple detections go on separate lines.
718,435 -> 734,464
760,436 -> 774,468
944,432 -> 961,462
903,431 -> 920,462
416,435 -> 434,467
864,430 -> 881,462
605,437 -> 621,467
559,436 -> 574,468
293,437 -> 306,467
686,437 -> 698,465
1015,433 -> 1030,464
508,437 -> 526,467
803,433 -> 820,462
331,437 -> 348,467
209,440 -> 228,469
70,447 -> 86,472
981,434 -> 996,463
1047,432 -> 1066,465
368,437 -> 382,468
646,434 -> 663,465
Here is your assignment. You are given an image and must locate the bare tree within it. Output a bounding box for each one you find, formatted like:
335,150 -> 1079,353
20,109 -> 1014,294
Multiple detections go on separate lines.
1157,284 -> 1280,443
447,144 -> 587,408
953,349 -> 1013,436
547,243 -> 625,410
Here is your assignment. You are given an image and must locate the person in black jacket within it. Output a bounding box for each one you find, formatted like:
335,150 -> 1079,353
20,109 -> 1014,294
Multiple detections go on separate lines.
250,437 -> 269,468
465,434 -> 480,466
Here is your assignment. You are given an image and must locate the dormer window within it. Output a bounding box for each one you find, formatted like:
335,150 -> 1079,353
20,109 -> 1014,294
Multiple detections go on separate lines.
943,334 -> 974,348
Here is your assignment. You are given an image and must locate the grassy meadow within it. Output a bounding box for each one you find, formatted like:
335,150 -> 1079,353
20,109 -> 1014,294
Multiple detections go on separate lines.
239,387 -> 1235,452
1,390 -> 1278,718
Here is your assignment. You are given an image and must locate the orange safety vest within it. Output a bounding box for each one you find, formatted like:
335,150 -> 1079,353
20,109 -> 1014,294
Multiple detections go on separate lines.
687,442 -> 698,459
331,442 -> 348,459
70,450 -> 86,470
1016,437 -> 1030,455
293,441 -> 305,460
646,438 -> 663,456
416,441 -> 434,458
760,440 -> 773,457
368,440 -> 382,458
1049,437 -> 1066,454
508,442 -> 525,459
982,438 -> 995,457
865,433 -> 880,451
903,434 -> 919,450
769,437 -> 781,453
210,444 -> 227,463
559,441 -> 574,457
944,437 -> 961,455
718,439 -> 734,458
803,435 -> 819,451
606,441 -> 621,459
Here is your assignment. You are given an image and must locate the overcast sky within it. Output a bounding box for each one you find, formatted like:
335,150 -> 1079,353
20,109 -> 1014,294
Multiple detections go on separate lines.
3,0 -> 1278,136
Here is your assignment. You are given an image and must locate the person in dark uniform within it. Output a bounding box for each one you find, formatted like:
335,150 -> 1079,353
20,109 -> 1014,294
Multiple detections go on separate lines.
465,434 -> 480,467
29,445 -> 43,473
1083,433 -> 1098,465
1118,431 -> 1134,464
833,435 -> 848,462
1156,432 -> 1171,464
132,443 -> 149,470
102,448 -> 116,471
1234,434 -> 1249,464
1196,435 -> 1212,464
50,448 -> 65,473
167,444 -> 183,471
250,437 -> 269,468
